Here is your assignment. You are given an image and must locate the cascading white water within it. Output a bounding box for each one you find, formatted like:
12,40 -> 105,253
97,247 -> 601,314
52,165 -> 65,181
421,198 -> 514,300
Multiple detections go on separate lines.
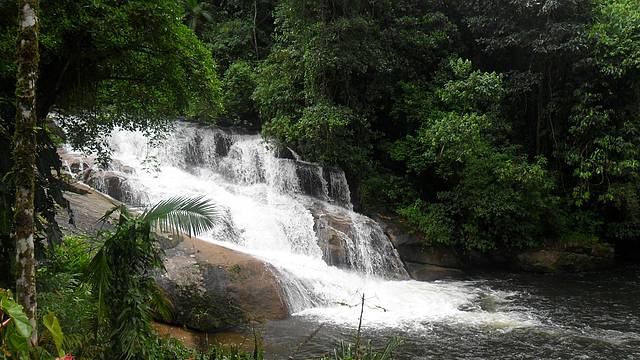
80,122 -> 539,330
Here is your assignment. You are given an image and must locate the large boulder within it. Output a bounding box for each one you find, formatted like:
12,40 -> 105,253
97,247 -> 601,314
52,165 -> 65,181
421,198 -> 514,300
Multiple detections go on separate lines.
311,210 -> 351,268
83,169 -> 148,205
308,203 -> 408,278
375,214 -> 464,269
157,235 -> 289,332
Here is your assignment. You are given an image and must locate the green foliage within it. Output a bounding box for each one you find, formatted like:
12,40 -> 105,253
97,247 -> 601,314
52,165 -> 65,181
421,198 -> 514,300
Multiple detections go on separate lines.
42,312 -> 65,357
318,337 -> 401,360
248,0 -> 640,252
37,236 -> 99,357
263,103 -> 369,166
390,59 -> 558,251
89,196 -> 217,359
565,90 -> 640,206
220,61 -> 260,129
45,235 -> 94,275
33,232 -> 263,360
0,0 -> 638,272
591,0 -> 640,77
183,0 -> 214,33
196,0 -> 276,68
0,289 -> 32,359
1,289 -> 70,359
0,0 -> 223,156
357,173 -> 417,212
147,337 -> 261,360
255,0 -> 457,171
141,195 -> 218,237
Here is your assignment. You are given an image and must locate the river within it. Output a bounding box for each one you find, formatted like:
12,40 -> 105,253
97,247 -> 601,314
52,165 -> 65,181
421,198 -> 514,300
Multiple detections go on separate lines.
261,264 -> 640,359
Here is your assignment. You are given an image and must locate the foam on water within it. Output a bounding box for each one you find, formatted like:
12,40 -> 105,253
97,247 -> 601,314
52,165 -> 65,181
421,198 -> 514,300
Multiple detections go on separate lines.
95,124 -> 539,330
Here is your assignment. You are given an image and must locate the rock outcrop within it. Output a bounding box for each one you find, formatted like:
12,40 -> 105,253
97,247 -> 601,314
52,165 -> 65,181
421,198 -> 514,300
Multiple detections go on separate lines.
513,244 -> 615,273
308,202 -> 409,279
59,150 -> 145,204
374,214 -> 465,280
310,209 -> 351,268
157,235 -> 288,331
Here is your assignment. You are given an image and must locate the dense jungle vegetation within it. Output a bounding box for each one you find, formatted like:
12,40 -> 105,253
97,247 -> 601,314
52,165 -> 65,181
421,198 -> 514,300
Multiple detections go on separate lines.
0,0 -> 639,358
216,0 -> 639,256
1,0 -> 639,268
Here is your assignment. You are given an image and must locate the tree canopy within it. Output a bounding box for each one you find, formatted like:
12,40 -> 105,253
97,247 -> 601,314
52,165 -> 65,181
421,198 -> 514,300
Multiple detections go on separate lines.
0,0 -> 223,287
1,0 -> 639,263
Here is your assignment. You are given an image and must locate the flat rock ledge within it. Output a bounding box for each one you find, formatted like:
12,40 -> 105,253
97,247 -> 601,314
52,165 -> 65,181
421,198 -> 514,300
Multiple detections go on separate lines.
374,213 -> 616,276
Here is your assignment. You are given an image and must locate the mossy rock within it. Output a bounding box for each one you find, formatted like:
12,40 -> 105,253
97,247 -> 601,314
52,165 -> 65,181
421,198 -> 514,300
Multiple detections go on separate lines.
514,244 -> 615,273
156,236 -> 289,332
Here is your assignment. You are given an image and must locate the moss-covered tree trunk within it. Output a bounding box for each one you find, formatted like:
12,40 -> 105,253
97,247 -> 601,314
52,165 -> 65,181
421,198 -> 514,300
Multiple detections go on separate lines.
13,0 -> 39,346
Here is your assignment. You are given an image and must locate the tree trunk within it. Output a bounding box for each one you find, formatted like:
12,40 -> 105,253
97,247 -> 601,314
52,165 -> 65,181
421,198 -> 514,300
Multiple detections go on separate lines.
13,0 -> 40,346
253,0 -> 259,60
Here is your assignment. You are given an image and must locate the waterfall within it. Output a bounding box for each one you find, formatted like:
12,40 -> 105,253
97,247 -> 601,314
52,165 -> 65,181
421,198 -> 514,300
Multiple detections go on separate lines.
71,122 -> 538,329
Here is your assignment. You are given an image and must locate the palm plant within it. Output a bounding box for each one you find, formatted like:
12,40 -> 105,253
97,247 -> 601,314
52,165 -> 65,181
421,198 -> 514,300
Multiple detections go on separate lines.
88,196 -> 217,360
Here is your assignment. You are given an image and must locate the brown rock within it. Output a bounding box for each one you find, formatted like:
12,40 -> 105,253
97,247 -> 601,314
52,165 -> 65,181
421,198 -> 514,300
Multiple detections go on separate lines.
514,245 -> 615,273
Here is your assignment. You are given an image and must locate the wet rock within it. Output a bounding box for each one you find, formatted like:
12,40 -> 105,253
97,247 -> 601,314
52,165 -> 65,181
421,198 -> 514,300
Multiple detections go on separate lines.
312,211 -> 351,268
399,244 -> 464,269
214,131 -> 233,158
108,159 -> 136,174
82,168 -> 147,205
185,131 -> 205,166
69,161 -> 89,174
296,162 -> 327,199
375,214 -> 465,269
308,203 -> 409,278
513,244 -> 615,273
85,170 -> 126,201
96,171 -> 126,200
322,167 -> 352,208
405,262 -> 465,281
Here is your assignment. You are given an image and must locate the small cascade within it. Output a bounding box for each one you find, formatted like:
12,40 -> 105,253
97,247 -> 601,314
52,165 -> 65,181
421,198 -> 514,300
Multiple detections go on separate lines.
156,124 -> 354,208
103,123 -> 409,281
324,168 -> 353,210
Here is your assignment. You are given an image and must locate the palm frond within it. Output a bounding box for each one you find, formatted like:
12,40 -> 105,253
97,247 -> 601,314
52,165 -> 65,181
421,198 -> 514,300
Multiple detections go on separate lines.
87,247 -> 111,326
97,204 -> 129,226
141,195 -> 218,237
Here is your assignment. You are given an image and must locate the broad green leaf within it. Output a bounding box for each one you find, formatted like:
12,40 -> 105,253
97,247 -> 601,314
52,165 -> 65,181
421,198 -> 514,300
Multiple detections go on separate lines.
43,312 -> 65,356
2,299 -> 32,339
6,323 -> 29,357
